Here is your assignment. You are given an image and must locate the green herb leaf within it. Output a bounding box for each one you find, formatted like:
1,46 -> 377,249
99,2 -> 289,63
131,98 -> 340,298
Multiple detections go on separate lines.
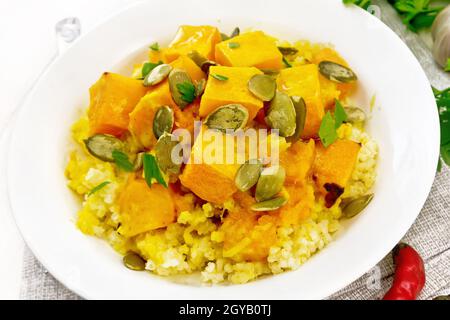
211,74 -> 229,81
176,81 -> 196,104
143,153 -> 167,188
87,181 -> 111,197
282,56 -> 292,68
141,61 -> 162,78
334,99 -> 348,129
112,150 -> 134,172
149,42 -> 160,51
445,59 -> 450,72
228,42 -> 240,49
386,0 -> 443,32
343,0 -> 372,10
434,87 -> 450,167
319,111 -> 338,147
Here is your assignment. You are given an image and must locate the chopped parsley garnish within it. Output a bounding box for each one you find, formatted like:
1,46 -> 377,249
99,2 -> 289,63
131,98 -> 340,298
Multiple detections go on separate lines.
143,153 -> 167,188
149,42 -> 160,51
211,74 -> 229,81
87,181 -> 111,197
387,0 -> 443,32
282,56 -> 292,68
319,111 -> 339,148
112,150 -> 134,172
141,61 -> 162,78
176,81 -> 196,103
228,42 -> 240,49
334,99 -> 348,129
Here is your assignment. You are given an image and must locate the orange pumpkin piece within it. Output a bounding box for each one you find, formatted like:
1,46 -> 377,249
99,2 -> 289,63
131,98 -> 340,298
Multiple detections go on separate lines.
199,66 -> 264,120
313,140 -> 360,206
215,31 -> 282,69
280,139 -> 315,186
164,25 -> 221,62
278,184 -> 315,226
220,209 -> 278,262
118,178 -> 176,237
277,65 -> 325,138
128,56 -> 205,149
88,72 -> 148,137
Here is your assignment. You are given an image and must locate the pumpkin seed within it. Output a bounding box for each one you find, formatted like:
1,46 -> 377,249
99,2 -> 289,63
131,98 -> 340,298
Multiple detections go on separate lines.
84,134 -> 124,162
341,194 -> 374,219
260,68 -> 280,76
133,152 -> 145,171
168,68 -> 195,109
230,27 -> 240,38
205,104 -> 249,133
251,196 -> 287,211
123,252 -> 146,271
277,46 -> 298,56
155,132 -> 181,175
235,159 -> 263,192
153,105 -> 174,139
248,74 -> 276,101
255,166 -> 286,202
286,96 -> 307,143
265,91 -> 296,137
433,295 -> 450,300
187,51 -> 216,73
195,79 -> 206,97
220,33 -> 230,41
344,106 -> 366,124
318,61 -> 357,83
143,63 -> 172,86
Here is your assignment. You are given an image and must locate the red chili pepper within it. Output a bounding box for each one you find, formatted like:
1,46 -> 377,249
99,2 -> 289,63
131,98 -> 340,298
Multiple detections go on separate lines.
383,243 -> 425,300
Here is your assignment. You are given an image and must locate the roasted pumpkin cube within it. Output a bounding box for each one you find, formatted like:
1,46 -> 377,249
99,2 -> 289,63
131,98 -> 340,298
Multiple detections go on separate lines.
220,209 -> 278,262
278,184 -> 315,226
199,66 -> 263,120
88,72 -> 148,137
118,178 -> 176,237
179,128 -> 240,203
313,139 -> 361,207
164,25 -> 221,62
129,56 -> 205,148
280,139 -> 315,186
215,31 -> 282,69
277,65 -> 325,138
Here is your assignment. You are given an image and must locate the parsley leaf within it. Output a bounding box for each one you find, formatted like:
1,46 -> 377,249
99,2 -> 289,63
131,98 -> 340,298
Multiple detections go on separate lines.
334,99 -> 348,129
112,150 -> 134,172
319,111 -> 338,147
434,87 -> 450,167
149,42 -> 160,51
211,74 -> 229,81
143,153 -> 167,188
176,81 -> 196,103
445,59 -> 450,72
87,181 -> 111,197
282,56 -> 292,68
141,61 -> 162,78
228,42 -> 240,49
387,0 -> 444,32
343,0 -> 372,10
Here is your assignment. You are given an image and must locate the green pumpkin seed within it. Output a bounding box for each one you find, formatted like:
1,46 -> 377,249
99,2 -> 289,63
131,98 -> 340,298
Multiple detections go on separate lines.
260,69 -> 280,76
168,68 -> 195,109
155,133 -> 182,175
133,152 -> 145,171
318,61 -> 357,83
84,134 -> 124,162
341,194 -> 374,219
187,50 -> 217,73
277,46 -> 298,56
248,74 -> 276,101
230,27 -> 240,38
344,106 -> 366,124
220,33 -> 230,41
123,252 -> 146,271
255,166 -> 286,202
153,105 -> 174,139
265,91 -> 296,137
195,79 -> 206,97
205,104 -> 249,133
251,196 -> 287,211
286,96 -> 307,143
235,159 -> 263,192
143,63 -> 172,86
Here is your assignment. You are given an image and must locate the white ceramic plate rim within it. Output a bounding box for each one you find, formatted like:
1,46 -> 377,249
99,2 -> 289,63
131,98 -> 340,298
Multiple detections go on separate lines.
7,0 -> 440,299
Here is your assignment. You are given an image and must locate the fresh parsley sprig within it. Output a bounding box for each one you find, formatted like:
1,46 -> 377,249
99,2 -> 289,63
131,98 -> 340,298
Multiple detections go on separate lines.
387,0 -> 444,32
143,153 -> 167,188
112,150 -> 134,172
319,99 -> 348,147
141,61 -> 163,79
176,81 -> 197,104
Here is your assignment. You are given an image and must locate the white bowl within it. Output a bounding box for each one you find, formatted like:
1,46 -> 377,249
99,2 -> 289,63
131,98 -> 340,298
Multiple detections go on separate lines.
7,0 -> 439,299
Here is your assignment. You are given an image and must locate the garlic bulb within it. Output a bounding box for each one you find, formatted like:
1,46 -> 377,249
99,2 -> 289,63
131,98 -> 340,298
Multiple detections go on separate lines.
432,5 -> 450,68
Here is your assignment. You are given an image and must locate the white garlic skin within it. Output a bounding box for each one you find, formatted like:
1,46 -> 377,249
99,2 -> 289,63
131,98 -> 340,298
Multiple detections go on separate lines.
432,5 -> 450,68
